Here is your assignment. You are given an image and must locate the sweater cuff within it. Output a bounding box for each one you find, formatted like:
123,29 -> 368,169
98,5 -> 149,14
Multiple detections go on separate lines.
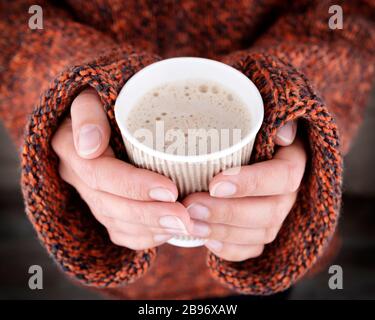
21,48 -> 160,287
208,53 -> 343,295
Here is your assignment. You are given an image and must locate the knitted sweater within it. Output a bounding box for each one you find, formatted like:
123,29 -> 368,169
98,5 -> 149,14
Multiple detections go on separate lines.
0,0 -> 374,299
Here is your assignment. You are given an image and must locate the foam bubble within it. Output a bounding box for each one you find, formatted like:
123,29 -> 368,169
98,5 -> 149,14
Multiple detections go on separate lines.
199,85 -> 208,93
126,79 -> 252,155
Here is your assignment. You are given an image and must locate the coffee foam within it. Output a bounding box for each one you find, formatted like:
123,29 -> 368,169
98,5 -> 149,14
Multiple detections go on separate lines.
126,79 -> 252,156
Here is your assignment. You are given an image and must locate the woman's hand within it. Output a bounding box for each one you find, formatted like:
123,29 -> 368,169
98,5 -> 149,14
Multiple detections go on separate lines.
52,88 -> 306,259
183,121 -> 307,262
52,88 -> 193,250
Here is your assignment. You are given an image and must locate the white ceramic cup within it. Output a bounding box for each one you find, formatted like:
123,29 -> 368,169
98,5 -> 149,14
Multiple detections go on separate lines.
115,57 -> 264,248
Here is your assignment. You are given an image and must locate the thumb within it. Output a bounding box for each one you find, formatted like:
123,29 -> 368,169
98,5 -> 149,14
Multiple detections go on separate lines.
71,88 -> 111,159
275,120 -> 297,147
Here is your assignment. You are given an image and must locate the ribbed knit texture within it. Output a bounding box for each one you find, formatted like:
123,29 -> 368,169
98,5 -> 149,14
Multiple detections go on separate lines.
0,0 -> 374,299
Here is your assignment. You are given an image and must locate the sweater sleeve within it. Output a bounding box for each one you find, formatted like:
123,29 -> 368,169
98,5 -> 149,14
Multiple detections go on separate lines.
209,0 -> 375,295
0,0 -> 159,287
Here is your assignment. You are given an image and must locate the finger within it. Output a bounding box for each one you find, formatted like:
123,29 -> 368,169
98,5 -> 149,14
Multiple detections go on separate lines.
274,120 -> 297,146
53,118 -> 114,183
71,88 -> 111,159
190,219 -> 281,245
190,220 -> 274,245
74,177 -> 191,233
184,192 -> 296,228
75,157 -> 179,201
108,231 -> 172,251
52,117 -> 73,154
99,216 -> 188,238
205,241 -> 264,262
209,137 -> 307,198
53,121 -> 178,202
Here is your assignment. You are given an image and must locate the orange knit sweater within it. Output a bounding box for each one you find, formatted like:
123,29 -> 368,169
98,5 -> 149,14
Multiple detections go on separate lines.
0,0 -> 374,299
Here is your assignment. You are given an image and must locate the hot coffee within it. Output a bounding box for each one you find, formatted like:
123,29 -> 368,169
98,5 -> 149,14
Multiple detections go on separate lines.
126,79 -> 252,156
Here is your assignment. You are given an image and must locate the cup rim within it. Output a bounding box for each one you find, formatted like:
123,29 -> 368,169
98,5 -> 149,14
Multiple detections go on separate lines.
114,57 -> 264,163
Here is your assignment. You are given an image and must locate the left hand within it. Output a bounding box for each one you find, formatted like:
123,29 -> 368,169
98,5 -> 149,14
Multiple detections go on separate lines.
183,121 -> 307,262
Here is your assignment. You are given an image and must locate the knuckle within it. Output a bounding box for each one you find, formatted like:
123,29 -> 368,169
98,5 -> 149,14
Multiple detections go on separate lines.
263,214 -> 273,229
221,204 -> 235,225
256,228 -> 268,243
243,170 -> 259,195
108,232 -> 124,247
51,122 -> 72,156
122,166 -> 149,199
125,238 -> 153,251
217,251 -> 238,262
87,199 -> 117,230
136,209 -> 153,227
99,215 -> 113,229
110,217 -> 124,232
265,228 -> 278,244
266,197 -> 284,228
109,232 -> 152,250
51,135 -> 66,159
51,134 -> 60,154
58,162 -> 70,183
120,178 -> 142,200
81,161 -> 100,190
275,195 -> 291,225
113,166 -> 145,200
250,245 -> 264,258
71,91 -> 94,114
86,192 -> 104,215
221,248 -> 251,262
137,211 -> 148,226
167,202 -> 187,218
216,225 -> 231,242
285,161 -> 301,192
183,192 -> 205,207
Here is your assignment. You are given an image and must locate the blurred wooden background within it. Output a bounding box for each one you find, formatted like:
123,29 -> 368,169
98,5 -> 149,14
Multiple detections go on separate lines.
0,90 -> 374,299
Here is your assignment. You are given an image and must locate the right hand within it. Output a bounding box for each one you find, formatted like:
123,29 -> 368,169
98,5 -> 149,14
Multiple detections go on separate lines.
52,88 -> 193,250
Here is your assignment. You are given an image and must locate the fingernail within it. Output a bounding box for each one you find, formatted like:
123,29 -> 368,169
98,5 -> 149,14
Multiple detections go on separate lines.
206,240 -> 223,252
149,188 -> 176,202
78,124 -> 102,155
210,182 -> 237,197
159,216 -> 187,234
187,203 -> 210,220
191,220 -> 211,237
154,234 -> 172,242
276,121 -> 295,144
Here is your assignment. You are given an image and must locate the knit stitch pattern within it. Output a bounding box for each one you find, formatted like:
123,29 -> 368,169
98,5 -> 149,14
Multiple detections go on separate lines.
1,0 -> 374,299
